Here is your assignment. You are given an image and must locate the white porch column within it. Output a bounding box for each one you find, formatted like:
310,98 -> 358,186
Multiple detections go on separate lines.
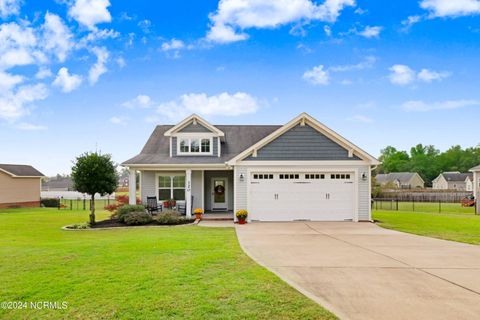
186,169 -> 192,218
129,169 -> 137,205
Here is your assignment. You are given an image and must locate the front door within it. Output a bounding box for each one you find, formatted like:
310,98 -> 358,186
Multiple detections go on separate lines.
212,178 -> 227,210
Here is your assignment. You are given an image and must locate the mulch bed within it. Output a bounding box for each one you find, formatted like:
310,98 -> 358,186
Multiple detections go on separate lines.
90,218 -> 195,228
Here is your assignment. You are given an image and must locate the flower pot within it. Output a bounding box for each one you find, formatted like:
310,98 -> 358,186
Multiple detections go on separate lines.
238,218 -> 246,224
195,213 -> 202,220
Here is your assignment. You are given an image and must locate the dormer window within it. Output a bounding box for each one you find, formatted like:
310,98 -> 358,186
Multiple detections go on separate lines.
178,137 -> 212,155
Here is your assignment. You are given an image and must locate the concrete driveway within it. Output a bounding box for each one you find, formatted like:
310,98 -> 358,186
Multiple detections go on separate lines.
235,222 -> 480,320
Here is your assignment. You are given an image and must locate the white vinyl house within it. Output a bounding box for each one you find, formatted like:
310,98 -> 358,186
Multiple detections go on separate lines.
470,165 -> 480,213
122,113 -> 380,222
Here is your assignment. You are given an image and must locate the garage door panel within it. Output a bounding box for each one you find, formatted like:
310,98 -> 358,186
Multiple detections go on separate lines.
249,172 -> 355,221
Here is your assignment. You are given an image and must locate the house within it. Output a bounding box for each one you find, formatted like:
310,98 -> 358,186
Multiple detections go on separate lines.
0,164 -> 45,208
41,175 -> 73,191
470,165 -> 480,213
122,113 -> 380,222
375,172 -> 424,189
432,172 -> 474,191
466,175 -> 474,192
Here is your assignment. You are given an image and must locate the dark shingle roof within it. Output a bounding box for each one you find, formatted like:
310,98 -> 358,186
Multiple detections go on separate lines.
442,172 -> 473,182
0,164 -> 44,177
42,177 -> 73,189
122,125 -> 281,165
375,172 -> 420,184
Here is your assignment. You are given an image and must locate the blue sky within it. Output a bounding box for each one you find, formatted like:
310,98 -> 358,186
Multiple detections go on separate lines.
1,0 -> 480,175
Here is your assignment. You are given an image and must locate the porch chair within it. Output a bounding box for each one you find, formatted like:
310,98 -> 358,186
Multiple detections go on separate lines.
146,196 -> 161,215
176,196 -> 193,216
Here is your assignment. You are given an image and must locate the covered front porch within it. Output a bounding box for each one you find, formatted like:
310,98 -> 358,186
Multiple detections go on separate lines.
128,168 -> 234,218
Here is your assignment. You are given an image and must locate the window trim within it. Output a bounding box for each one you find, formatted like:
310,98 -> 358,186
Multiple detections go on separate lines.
176,136 -> 213,155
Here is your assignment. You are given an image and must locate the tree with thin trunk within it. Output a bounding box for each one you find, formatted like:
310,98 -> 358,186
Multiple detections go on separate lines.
71,152 -> 118,225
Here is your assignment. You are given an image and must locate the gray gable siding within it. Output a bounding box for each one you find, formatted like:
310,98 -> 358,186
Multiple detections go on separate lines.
245,124 -> 360,161
171,137 -> 218,157
178,122 -> 212,133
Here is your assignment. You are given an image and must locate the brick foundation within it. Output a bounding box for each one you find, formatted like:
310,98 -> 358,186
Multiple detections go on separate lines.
0,201 -> 41,209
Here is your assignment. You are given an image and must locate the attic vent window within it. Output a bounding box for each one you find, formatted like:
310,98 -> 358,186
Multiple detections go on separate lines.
178,137 -> 213,155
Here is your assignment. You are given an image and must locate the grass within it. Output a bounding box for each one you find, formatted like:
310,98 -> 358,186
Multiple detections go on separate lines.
373,200 -> 475,214
0,208 -> 335,320
373,210 -> 480,245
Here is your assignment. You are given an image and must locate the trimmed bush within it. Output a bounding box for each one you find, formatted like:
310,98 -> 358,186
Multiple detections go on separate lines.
154,211 -> 194,225
117,205 -> 146,222
123,212 -> 152,226
41,198 -> 60,208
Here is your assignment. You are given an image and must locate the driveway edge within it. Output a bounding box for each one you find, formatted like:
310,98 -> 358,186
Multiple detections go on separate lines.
234,225 -> 346,320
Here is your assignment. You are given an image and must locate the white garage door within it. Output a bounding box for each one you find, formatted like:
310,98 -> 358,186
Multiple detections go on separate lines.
249,172 -> 355,221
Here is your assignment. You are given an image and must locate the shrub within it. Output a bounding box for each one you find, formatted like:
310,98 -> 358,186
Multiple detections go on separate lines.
41,198 -> 60,208
104,203 -> 120,212
117,205 -> 146,222
154,211 -> 193,225
116,194 -> 141,205
123,212 -> 153,226
236,209 -> 248,220
66,222 -> 90,229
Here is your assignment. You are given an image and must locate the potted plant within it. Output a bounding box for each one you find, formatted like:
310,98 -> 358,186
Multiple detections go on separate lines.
236,209 -> 248,224
194,208 -> 204,220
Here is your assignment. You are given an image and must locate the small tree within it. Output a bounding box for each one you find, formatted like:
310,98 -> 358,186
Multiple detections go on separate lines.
71,152 -> 118,225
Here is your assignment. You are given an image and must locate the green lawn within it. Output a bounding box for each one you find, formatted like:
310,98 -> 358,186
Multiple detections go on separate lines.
373,200 -> 475,214
373,210 -> 480,245
0,208 -> 334,320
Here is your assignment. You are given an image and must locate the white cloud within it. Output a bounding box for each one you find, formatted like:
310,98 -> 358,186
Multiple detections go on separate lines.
116,57 -> 126,68
206,0 -> 356,43
122,94 -> 152,108
15,122 -> 47,130
156,92 -> 260,120
53,67 -> 82,93
330,55 -> 376,72
356,25 -> 382,38
68,0 -> 112,30
401,15 -> 422,31
420,0 -> 480,18
35,67 -> 53,79
354,7 -> 367,15
302,65 -> 330,85
0,22 -> 37,69
109,116 -> 128,125
160,39 -> 185,58
88,46 -> 109,84
417,68 -> 450,82
42,12 -> 73,62
402,99 -> 480,112
0,0 -> 22,18
0,71 -> 23,92
348,114 -> 374,123
138,19 -> 152,33
0,83 -> 48,120
79,28 -> 119,46
323,25 -> 332,36
388,64 -> 416,85
389,64 -> 450,85
303,56 -> 375,85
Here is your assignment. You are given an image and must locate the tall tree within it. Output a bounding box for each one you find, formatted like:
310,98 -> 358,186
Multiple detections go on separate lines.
71,152 -> 118,225
378,146 -> 410,173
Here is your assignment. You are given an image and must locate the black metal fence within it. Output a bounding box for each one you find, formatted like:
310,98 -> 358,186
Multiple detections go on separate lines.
373,198 -> 476,214
43,197 -> 116,211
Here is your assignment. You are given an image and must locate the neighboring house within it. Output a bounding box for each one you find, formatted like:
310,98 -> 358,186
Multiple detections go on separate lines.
122,113 -> 380,222
432,172 -> 474,191
0,164 -> 45,208
375,172 -> 424,189
41,176 -> 73,191
470,165 -> 480,213
466,175 -> 474,192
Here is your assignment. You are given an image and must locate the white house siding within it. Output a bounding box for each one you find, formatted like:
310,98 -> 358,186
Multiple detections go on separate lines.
357,165 -> 371,221
140,171 -> 156,203
433,176 -> 448,190
191,170 -> 203,210
234,166 -> 249,213
236,163 -> 372,221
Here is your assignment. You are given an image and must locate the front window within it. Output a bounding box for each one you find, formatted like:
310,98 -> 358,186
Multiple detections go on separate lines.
177,137 -> 212,155
201,138 -> 210,153
190,139 -> 200,153
179,139 -> 189,153
158,175 -> 185,200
